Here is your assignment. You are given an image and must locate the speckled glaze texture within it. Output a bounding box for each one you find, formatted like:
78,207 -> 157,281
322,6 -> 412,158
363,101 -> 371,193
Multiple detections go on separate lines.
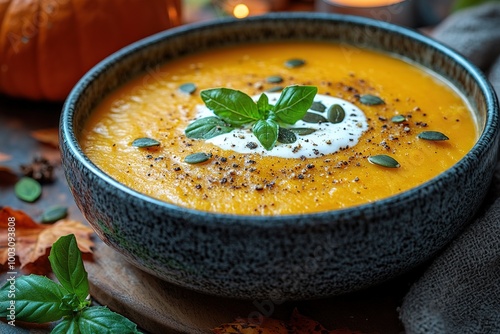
60,13 -> 499,300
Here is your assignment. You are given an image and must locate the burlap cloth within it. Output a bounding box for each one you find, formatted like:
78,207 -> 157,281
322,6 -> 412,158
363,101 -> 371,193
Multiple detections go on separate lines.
399,3 -> 500,333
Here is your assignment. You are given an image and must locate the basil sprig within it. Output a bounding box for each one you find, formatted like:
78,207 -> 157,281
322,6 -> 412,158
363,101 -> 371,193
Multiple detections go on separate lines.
185,85 -> 318,150
0,234 -> 140,333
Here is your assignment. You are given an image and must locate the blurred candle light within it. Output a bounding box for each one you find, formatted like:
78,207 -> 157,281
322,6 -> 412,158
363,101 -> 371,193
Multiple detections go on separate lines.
225,0 -> 271,18
233,3 -> 250,18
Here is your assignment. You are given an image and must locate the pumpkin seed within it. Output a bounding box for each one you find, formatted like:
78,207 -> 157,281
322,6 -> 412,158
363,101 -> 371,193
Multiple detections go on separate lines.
179,83 -> 197,95
15,177 -> 42,202
277,127 -> 297,144
310,101 -> 326,112
266,75 -> 283,84
391,115 -> 406,123
302,112 -> 328,124
41,206 -> 68,224
360,94 -> 385,106
266,86 -> 284,93
417,131 -> 449,141
327,104 -> 346,124
290,128 -> 317,136
184,152 -> 212,164
368,155 -> 400,168
132,137 -> 161,148
285,58 -> 305,68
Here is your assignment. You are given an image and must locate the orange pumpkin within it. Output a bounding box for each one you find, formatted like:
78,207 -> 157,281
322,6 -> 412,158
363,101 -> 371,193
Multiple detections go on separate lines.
0,0 -> 181,101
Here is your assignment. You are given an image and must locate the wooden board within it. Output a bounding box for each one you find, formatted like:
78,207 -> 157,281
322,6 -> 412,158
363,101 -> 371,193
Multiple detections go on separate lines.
0,96 -> 409,333
85,238 -> 410,333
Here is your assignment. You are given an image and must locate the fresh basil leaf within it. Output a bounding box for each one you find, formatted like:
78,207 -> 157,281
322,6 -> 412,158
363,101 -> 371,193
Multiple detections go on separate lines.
0,275 -> 71,323
257,93 -> 270,115
185,116 -> 233,139
78,306 -> 140,334
201,88 -> 260,125
253,119 -> 279,151
48,234 -> 89,303
60,293 -> 80,311
52,317 -> 80,334
273,85 -> 318,124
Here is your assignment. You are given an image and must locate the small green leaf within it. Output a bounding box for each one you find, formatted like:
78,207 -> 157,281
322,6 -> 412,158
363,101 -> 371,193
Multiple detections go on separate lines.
14,177 -> 41,202
253,119 -> 279,150
184,152 -> 212,164
78,306 -> 141,334
368,155 -> 400,168
61,293 -> 80,311
41,206 -> 68,223
179,83 -> 197,95
0,275 -> 71,323
185,116 -> 233,140
257,93 -> 271,114
131,137 -> 160,148
310,101 -> 326,112
201,88 -> 261,125
302,112 -> 327,124
391,115 -> 406,123
290,127 -> 317,135
48,234 -> 89,303
266,75 -> 283,83
360,94 -> 385,106
285,58 -> 305,68
277,127 -> 297,144
274,85 -> 318,124
417,131 -> 449,141
327,104 -> 346,124
52,317 -> 80,334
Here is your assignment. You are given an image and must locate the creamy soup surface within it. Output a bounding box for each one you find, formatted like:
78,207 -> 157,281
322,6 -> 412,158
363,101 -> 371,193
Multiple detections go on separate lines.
80,42 -> 477,215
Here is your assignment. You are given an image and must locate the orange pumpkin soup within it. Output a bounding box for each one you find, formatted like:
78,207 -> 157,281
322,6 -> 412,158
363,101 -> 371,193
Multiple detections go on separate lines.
80,42 -> 477,215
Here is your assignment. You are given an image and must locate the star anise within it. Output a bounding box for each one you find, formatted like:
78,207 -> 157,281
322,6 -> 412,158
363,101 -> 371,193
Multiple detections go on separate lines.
20,156 -> 55,183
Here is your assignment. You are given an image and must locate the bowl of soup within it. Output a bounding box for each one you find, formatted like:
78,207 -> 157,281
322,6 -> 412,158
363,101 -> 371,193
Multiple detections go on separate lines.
60,13 -> 499,300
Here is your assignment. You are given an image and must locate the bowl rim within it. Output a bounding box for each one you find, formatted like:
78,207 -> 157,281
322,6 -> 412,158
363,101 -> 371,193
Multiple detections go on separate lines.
61,12 -> 500,226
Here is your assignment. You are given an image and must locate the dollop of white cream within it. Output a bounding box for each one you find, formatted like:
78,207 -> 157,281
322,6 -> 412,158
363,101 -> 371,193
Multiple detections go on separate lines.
194,93 -> 368,158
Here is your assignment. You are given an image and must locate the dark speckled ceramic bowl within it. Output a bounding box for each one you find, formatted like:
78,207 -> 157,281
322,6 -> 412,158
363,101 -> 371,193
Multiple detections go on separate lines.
60,13 -> 499,300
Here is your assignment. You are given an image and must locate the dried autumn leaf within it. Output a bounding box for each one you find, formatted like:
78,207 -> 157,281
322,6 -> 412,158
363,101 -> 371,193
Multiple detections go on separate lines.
31,128 -> 59,148
213,309 -> 363,334
0,153 -> 12,162
0,207 -> 93,268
